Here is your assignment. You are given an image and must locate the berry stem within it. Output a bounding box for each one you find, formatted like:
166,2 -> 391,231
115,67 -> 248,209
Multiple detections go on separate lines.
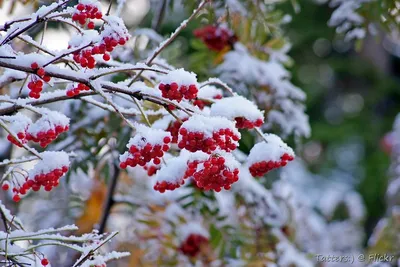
254,127 -> 269,143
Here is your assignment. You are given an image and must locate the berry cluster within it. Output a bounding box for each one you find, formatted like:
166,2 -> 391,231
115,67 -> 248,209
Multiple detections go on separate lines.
143,164 -> 159,176
192,155 -> 239,192
179,234 -> 209,257
28,62 -> 51,99
159,82 -> 198,102
9,166 -> 69,202
66,83 -> 91,97
26,124 -> 69,148
166,119 -> 187,143
153,179 -> 184,193
119,138 -> 170,169
235,117 -> 263,129
119,126 -> 172,169
71,34 -> 129,68
193,25 -> 238,52
178,127 -> 239,153
7,131 -> 27,147
249,153 -> 294,177
72,2 -> 102,27
72,48 -> 97,68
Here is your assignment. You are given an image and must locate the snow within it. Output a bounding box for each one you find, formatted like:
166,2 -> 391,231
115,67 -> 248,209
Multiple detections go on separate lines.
29,151 -> 70,177
210,95 -> 264,121
159,68 -> 198,86
247,134 -> 294,165
27,108 -> 70,136
197,85 -> 222,99
179,114 -> 240,139
327,0 -> 373,41
216,43 -> 310,138
2,113 -> 32,134
179,221 -> 209,242
154,155 -> 189,185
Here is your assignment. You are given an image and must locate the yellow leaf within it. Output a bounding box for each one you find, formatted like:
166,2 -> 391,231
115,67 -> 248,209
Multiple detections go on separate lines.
75,180 -> 107,234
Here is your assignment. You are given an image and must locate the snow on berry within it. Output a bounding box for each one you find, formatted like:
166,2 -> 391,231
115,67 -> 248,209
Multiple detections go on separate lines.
179,222 -> 209,257
26,109 -> 70,148
193,85 -> 223,110
177,114 -> 240,153
119,123 -> 172,169
8,151 -> 70,201
4,114 -> 32,147
210,95 -> 264,129
193,25 -> 237,52
153,155 -> 190,193
247,133 -> 295,177
158,69 -> 199,102
191,151 -> 240,192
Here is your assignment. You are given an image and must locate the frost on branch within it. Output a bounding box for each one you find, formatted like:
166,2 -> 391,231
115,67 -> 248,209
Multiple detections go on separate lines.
327,0 -> 373,41
216,44 -> 310,138
247,133 -> 295,177
210,95 -> 264,129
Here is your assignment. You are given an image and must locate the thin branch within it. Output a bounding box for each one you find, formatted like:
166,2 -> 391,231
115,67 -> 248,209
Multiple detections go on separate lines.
128,0 -> 210,86
98,164 -> 120,235
0,119 -> 42,159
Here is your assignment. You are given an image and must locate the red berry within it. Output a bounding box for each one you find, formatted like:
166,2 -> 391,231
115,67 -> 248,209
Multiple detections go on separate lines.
41,258 -> 49,266
2,183 -> 9,191
13,195 -> 20,202
31,62 -> 39,69
103,53 -> 110,61
76,3 -> 84,11
87,21 -> 95,29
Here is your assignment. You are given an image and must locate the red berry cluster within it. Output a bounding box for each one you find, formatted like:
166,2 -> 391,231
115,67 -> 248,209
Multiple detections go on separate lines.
26,124 -> 69,148
28,63 -> 51,99
41,258 -> 49,266
72,3 -> 102,27
66,83 -> 90,97
249,153 -> 294,177
159,83 -> 198,102
91,264 -> 106,267
166,119 -> 187,143
143,164 -> 159,176
9,166 -> 69,202
7,131 -> 27,147
193,94 -> 222,110
178,127 -> 239,153
72,48 -> 97,69
193,25 -> 238,52
71,36 -> 129,68
153,179 -> 185,193
119,136 -> 171,169
180,234 -> 209,257
235,117 -> 263,129
192,156 -> 239,192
